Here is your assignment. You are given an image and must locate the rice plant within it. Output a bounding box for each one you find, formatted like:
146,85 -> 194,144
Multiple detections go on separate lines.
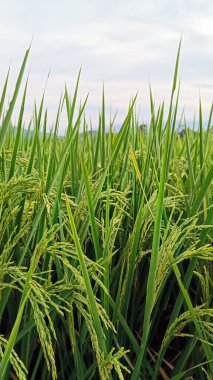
0,42 -> 212,379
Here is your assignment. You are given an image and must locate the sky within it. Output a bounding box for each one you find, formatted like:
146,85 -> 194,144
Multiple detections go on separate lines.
0,0 -> 212,132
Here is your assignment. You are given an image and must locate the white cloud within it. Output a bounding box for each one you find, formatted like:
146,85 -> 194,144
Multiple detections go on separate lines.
0,0 -> 212,128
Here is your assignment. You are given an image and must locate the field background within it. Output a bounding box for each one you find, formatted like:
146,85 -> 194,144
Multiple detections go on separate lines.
0,45 -> 212,379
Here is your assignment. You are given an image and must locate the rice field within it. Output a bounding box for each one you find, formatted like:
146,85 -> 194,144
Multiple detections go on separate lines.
0,43 -> 212,379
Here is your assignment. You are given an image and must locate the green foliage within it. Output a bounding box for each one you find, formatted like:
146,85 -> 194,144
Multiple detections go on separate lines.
0,43 -> 212,379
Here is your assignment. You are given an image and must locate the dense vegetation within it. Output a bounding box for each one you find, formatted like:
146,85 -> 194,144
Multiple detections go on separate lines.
0,43 -> 212,379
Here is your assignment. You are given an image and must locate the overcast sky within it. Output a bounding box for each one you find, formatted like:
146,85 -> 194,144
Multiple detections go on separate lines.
0,0 -> 212,131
